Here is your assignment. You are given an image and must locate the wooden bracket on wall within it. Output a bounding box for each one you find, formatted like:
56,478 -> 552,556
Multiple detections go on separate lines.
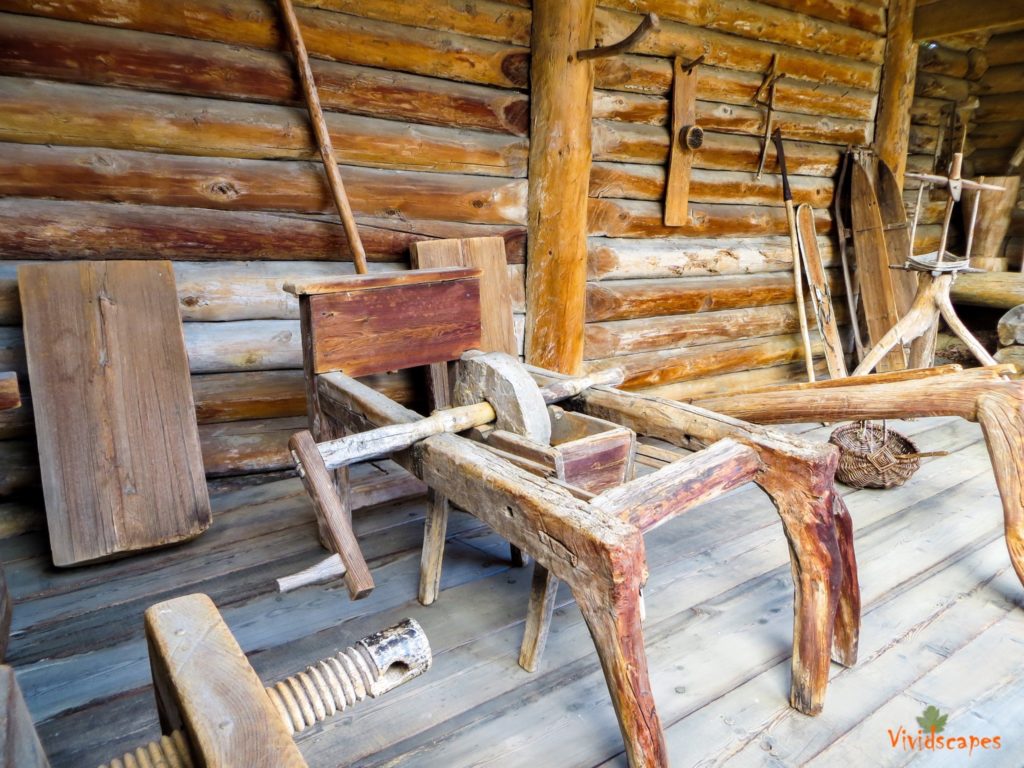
577,12 -> 659,60
664,54 -> 704,226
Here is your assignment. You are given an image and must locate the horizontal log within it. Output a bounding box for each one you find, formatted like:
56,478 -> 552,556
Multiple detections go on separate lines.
984,30 -> 1024,67
587,198 -> 831,239
589,164 -> 834,207
0,78 -> 528,177
977,93 -> 1024,124
0,198 -> 526,264
0,143 -> 527,225
585,271 -> 841,322
0,13 -> 529,136
598,0 -> 884,63
914,70 -> 971,101
593,121 -> 842,175
585,302 -> 843,358
0,0 -> 530,89
294,0 -> 532,45
977,63 -> 1024,95
729,0 -> 886,35
0,440 -> 37,496
587,235 -> 836,280
910,95 -> 953,127
951,271 -> 1024,308
969,148 -> 1024,175
968,122 -> 1024,152
593,7 -> 879,90
184,321 -> 300,373
199,417 -> 305,476
592,89 -> 871,145
917,43 -> 988,79
583,332 -> 826,388
595,58 -> 877,120
639,359 -> 829,401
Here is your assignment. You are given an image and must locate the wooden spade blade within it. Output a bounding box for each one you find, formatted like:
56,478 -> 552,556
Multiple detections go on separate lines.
850,162 -> 908,371
796,205 -> 848,379
875,159 -> 918,316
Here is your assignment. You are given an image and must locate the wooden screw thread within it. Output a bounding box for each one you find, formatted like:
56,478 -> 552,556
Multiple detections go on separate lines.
267,642 -> 378,735
99,731 -> 193,768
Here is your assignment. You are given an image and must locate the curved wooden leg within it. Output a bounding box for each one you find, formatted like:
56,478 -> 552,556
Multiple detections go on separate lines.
938,286 -> 997,366
831,494 -> 860,667
574,573 -> 666,768
756,451 -> 843,715
519,563 -> 558,672
977,391 -> 1024,588
852,304 -> 934,376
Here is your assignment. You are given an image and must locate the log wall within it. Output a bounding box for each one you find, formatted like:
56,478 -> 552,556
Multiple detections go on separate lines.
970,29 -> 1024,265
0,1 -> 530,490
581,0 -> 894,392
0,0 -> 941,488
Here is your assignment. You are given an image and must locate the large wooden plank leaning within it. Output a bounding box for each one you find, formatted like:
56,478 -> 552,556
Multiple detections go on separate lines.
17,261 -> 210,566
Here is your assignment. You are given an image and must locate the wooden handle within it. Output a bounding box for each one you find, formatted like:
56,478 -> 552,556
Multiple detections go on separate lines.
277,0 -> 368,274
771,128 -> 792,202
290,430 -> 374,599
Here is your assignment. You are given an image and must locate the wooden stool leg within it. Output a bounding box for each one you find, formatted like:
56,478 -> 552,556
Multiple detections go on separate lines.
757,460 -> 843,715
831,494 -> 861,667
574,577 -> 667,768
978,391 -> 1024,588
519,563 -> 559,672
418,489 -> 449,606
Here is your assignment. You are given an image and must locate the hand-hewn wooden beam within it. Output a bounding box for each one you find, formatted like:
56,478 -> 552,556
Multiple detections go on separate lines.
525,0 -> 596,374
876,0 -> 918,186
915,0 -> 1024,40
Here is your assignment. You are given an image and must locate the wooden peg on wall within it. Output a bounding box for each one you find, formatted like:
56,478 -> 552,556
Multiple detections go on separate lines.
664,55 -> 704,226
577,12 -> 659,60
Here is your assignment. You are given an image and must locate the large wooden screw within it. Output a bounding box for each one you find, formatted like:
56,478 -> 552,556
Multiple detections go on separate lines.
99,595 -> 431,768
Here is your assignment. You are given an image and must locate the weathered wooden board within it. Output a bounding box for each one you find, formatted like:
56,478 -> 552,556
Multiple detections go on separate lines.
0,665 -> 49,766
663,56 -> 698,226
795,205 -> 847,379
17,261 -> 211,566
850,162 -> 907,371
289,268 -> 482,377
145,593 -> 306,767
411,237 -> 517,356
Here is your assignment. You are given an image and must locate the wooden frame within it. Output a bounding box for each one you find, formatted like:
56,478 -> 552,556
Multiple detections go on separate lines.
695,367 -> 1024,590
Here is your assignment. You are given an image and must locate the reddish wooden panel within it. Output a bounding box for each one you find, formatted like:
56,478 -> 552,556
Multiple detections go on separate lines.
308,276 -> 482,376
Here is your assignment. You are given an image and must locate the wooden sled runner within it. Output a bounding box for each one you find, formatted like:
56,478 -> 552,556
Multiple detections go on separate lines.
283,266 -> 861,767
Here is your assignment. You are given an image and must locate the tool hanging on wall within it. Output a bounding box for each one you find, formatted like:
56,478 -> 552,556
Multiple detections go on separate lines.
277,0 -> 368,274
834,147 -> 864,361
771,129 -> 816,381
664,54 -> 705,226
796,204 -> 847,378
755,56 -> 784,180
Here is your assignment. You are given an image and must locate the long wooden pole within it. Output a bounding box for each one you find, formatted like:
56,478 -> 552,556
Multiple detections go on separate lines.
277,0 -> 368,274
772,129 -> 815,381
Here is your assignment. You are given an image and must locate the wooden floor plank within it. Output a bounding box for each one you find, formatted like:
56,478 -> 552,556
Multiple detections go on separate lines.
4,417 -> 1021,767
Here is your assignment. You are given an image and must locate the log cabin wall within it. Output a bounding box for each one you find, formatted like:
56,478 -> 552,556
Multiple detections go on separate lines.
0,0 -> 532,490
971,29 -> 1024,265
580,0 -> 891,400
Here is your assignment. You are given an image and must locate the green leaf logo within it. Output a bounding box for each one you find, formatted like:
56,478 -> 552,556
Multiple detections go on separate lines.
917,705 -> 948,734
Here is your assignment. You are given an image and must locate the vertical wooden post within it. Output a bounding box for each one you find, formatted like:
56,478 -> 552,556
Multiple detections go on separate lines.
524,0 -> 596,375
875,0 -> 918,190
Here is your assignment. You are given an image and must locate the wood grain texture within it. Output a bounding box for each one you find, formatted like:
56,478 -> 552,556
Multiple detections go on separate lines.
796,206 -> 847,379
307,276 -> 482,376
18,261 -> 210,566
524,0 -> 595,375
0,665 -> 49,767
412,237 -> 517,356
0,567 -> 8,662
145,593 -> 307,767
663,56 -> 698,226
850,162 -> 907,371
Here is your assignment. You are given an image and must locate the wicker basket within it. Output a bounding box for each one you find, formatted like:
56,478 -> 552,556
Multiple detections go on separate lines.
829,421 -> 943,489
